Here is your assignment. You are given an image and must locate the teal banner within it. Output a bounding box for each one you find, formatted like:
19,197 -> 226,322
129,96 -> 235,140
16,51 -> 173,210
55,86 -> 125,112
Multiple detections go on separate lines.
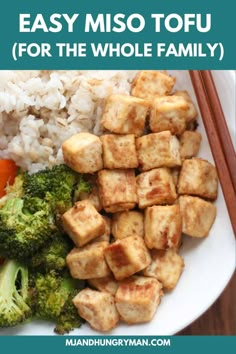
0,0 -> 235,69
0,336 -> 235,354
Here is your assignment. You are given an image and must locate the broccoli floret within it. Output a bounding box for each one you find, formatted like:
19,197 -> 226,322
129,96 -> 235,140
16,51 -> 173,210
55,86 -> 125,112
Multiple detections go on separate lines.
29,232 -> 73,273
23,164 -> 79,215
33,271 -> 73,319
0,197 -> 56,260
54,290 -> 83,335
73,175 -> 92,202
31,271 -> 83,333
0,259 -> 31,327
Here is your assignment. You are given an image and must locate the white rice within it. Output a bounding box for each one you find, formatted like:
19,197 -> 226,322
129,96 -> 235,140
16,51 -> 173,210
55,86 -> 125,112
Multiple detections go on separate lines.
0,70 -> 136,173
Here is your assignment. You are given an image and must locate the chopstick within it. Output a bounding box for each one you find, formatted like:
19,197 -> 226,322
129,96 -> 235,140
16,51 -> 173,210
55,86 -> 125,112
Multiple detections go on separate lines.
201,71 -> 236,192
189,70 -> 236,236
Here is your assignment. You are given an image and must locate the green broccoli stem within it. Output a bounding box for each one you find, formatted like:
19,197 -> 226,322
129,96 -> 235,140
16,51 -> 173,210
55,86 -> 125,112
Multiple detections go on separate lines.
2,198 -> 24,215
0,260 -> 29,302
0,260 -> 28,311
0,260 -> 31,327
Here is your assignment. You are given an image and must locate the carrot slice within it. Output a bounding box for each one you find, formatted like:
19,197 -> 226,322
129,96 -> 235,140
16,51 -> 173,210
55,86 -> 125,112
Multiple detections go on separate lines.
0,159 -> 18,197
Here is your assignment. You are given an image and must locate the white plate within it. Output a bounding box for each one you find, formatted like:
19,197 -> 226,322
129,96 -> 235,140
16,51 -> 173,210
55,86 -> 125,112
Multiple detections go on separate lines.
1,70 -> 235,336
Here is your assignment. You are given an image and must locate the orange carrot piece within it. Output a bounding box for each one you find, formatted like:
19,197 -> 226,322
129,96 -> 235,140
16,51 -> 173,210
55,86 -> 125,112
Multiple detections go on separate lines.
0,159 -> 18,197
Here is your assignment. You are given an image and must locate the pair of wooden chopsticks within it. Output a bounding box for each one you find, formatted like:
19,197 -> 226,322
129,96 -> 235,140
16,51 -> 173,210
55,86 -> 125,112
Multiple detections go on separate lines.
189,70 -> 236,236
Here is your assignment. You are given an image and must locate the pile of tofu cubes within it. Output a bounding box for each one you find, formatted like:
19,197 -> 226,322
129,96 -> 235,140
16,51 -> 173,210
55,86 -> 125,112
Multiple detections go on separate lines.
61,71 -> 218,332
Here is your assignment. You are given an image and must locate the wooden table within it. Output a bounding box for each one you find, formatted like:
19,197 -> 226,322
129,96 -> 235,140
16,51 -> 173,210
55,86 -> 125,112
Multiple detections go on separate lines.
179,271 -> 236,335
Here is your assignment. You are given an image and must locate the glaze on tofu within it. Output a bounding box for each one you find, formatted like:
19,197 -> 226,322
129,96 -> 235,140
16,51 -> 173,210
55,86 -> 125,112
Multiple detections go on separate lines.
115,276 -> 163,324
73,288 -> 119,331
143,249 -> 184,290
144,205 -> 182,250
88,275 -> 120,295
89,216 -> 111,244
149,95 -> 189,135
98,169 -> 137,213
62,132 -> 103,173
111,211 -> 144,240
66,241 -> 111,279
104,235 -> 151,280
136,168 -> 177,209
178,195 -> 217,237
179,131 -> 202,159
62,200 -> 105,247
100,134 -> 138,169
101,94 -> 149,137
136,130 -> 181,171
178,158 -> 218,200
173,90 -> 198,123
131,70 -> 176,99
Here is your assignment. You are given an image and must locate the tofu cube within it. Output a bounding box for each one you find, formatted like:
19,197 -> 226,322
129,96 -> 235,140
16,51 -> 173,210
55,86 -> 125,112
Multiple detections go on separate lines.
143,249 -> 184,290
100,134 -> 138,169
136,168 -> 177,209
178,195 -> 216,237
73,288 -> 119,331
179,131 -> 202,159
144,205 -> 182,250
178,158 -> 218,200
111,211 -> 144,240
90,216 -> 111,243
174,90 -> 198,123
104,235 -> 151,280
62,200 -> 105,247
62,132 -> 103,173
131,70 -> 176,99
98,169 -> 137,213
66,241 -> 111,279
88,275 -> 120,295
149,95 -> 189,135
115,276 -> 163,324
136,131 -> 181,171
101,94 -> 149,137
